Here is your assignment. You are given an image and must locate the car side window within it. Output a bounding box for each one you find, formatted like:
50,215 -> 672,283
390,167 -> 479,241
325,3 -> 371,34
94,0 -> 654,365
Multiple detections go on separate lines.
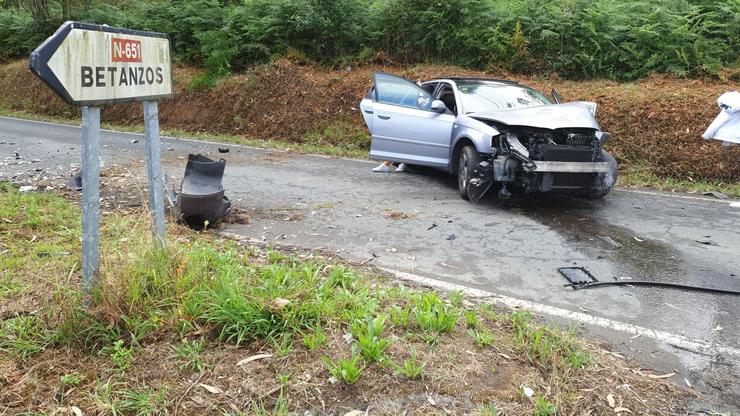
374,73 -> 433,110
436,83 -> 458,114
422,82 -> 438,95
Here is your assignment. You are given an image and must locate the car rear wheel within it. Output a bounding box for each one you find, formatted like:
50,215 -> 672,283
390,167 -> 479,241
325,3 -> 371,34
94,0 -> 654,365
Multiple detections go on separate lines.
457,145 -> 480,200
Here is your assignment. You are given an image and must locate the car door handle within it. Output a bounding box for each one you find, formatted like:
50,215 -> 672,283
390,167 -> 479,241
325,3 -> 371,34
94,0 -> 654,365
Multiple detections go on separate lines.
364,109 -> 374,114
377,115 -> 391,120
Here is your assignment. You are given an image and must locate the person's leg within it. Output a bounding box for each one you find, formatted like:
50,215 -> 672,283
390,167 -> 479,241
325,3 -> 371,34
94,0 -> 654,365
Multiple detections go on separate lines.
372,160 -> 392,172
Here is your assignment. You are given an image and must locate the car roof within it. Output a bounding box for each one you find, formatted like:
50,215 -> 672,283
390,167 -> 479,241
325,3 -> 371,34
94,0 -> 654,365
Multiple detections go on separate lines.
425,77 -> 521,85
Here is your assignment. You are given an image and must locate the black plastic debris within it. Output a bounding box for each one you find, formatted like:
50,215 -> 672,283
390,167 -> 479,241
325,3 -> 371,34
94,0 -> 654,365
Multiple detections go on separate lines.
558,266 -> 598,288
66,172 -> 82,190
176,154 -> 231,227
218,147 -> 229,153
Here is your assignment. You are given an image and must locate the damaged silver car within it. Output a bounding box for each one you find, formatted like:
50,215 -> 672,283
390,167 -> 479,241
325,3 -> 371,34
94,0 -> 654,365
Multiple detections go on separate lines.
359,73 -> 618,201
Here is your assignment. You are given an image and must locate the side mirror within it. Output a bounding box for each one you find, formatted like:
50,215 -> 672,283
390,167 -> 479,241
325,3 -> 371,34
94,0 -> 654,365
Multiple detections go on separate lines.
551,88 -> 562,104
431,99 -> 447,113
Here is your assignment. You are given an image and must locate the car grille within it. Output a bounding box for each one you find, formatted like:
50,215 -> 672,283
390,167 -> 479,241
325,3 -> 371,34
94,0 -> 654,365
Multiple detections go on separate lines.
563,133 -> 594,146
538,144 -> 595,162
552,173 -> 596,189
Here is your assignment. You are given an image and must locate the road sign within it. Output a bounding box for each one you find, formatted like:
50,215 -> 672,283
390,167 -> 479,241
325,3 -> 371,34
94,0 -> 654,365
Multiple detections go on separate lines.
29,21 -> 172,298
29,21 -> 172,106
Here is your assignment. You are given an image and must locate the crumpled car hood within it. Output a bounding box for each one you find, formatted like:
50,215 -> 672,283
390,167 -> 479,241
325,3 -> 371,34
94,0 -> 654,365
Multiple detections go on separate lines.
469,102 -> 600,130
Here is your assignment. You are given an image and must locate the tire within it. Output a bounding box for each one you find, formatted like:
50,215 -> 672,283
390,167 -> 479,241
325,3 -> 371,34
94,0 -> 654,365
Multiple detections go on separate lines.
457,145 -> 480,199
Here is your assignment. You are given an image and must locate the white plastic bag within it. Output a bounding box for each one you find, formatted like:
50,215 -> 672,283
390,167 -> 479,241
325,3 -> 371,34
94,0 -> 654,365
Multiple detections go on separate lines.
702,91 -> 740,144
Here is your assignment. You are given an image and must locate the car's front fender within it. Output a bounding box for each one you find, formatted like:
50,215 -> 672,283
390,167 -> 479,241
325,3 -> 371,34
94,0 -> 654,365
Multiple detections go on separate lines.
448,116 -> 499,172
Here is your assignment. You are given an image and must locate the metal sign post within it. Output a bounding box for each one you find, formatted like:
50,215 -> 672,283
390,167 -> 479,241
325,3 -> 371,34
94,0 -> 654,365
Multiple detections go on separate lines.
143,100 -> 166,244
81,106 -> 101,293
29,21 -> 173,294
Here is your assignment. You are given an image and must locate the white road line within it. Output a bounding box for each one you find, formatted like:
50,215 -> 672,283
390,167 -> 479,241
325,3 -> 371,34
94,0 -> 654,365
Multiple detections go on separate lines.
615,188 -> 734,204
381,267 -> 740,359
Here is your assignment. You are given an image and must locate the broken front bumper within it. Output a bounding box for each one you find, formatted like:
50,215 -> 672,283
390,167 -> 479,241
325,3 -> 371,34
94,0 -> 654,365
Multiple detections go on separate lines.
531,161 -> 612,173
468,152 -> 618,202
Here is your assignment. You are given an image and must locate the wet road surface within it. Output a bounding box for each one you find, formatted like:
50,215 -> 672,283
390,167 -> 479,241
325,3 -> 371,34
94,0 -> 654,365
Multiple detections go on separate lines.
2,116 -> 739,412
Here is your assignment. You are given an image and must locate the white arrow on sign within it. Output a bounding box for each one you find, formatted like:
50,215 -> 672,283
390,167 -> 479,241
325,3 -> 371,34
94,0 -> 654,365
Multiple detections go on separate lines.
30,22 -> 173,106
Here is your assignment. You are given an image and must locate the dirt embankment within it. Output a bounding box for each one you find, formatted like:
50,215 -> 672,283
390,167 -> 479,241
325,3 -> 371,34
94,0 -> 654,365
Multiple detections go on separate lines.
1,59 -> 738,183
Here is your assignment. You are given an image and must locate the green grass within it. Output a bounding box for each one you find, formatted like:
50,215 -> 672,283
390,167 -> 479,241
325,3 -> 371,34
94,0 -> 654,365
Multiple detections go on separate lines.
510,311 -> 590,373
620,164 -> 740,198
412,292 -> 458,334
322,350 -> 364,385
392,348 -> 425,380
351,314 -> 390,362
0,314 -> 55,359
172,337 -> 208,372
468,328 -> 494,348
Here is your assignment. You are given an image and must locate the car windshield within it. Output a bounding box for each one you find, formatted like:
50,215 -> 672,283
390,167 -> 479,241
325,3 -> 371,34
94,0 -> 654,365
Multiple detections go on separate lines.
456,82 -> 551,114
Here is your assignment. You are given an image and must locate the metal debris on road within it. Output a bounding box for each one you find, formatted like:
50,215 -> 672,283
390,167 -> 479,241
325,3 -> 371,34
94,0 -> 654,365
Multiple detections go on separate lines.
175,154 -> 232,228
559,266 -> 599,287
702,191 -> 729,200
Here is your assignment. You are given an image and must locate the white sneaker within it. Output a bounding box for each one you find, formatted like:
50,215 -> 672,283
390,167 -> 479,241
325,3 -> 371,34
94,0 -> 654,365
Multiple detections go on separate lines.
372,163 -> 391,172
394,163 -> 406,173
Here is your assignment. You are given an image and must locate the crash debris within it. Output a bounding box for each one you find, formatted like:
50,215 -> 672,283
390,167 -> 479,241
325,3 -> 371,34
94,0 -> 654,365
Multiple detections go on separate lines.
172,154 -> 232,227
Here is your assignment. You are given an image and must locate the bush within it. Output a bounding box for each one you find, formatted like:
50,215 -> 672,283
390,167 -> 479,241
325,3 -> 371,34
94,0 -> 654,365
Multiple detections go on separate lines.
1,0 -> 738,79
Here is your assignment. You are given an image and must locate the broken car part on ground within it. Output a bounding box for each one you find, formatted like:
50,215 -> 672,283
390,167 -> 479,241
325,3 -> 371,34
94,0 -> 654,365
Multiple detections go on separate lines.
173,154 -> 231,227
558,267 -> 740,295
359,73 -> 618,202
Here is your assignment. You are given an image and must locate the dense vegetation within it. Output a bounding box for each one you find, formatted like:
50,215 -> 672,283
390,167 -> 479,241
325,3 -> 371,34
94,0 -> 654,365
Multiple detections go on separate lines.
1,0 -> 738,80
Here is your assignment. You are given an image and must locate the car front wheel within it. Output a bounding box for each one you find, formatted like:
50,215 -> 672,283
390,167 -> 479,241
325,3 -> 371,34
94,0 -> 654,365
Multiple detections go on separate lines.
457,145 -> 480,200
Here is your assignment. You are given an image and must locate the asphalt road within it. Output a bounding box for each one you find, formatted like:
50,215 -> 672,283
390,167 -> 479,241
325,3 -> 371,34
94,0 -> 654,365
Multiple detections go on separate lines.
2,116 -> 739,412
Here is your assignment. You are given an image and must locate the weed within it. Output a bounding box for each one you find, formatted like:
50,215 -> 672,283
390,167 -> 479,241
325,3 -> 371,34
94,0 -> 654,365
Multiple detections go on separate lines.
392,348 -> 425,379
510,311 -> 589,372
413,292 -> 458,334
464,310 -> 479,328
266,248 -> 289,264
326,266 -> 356,290
568,349 -> 593,370
0,314 -> 54,359
302,326 -> 327,351
534,395 -> 557,416
478,402 -> 498,416
476,303 -> 500,321
351,315 -> 390,362
172,338 -> 208,372
118,387 -> 168,416
449,289 -> 464,307
90,380 -> 168,416
322,350 -> 364,385
107,340 -> 133,374
277,373 -> 291,386
468,328 -> 494,347
389,304 -> 412,327
59,372 -> 85,386
249,392 -> 290,416
271,333 -> 295,357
